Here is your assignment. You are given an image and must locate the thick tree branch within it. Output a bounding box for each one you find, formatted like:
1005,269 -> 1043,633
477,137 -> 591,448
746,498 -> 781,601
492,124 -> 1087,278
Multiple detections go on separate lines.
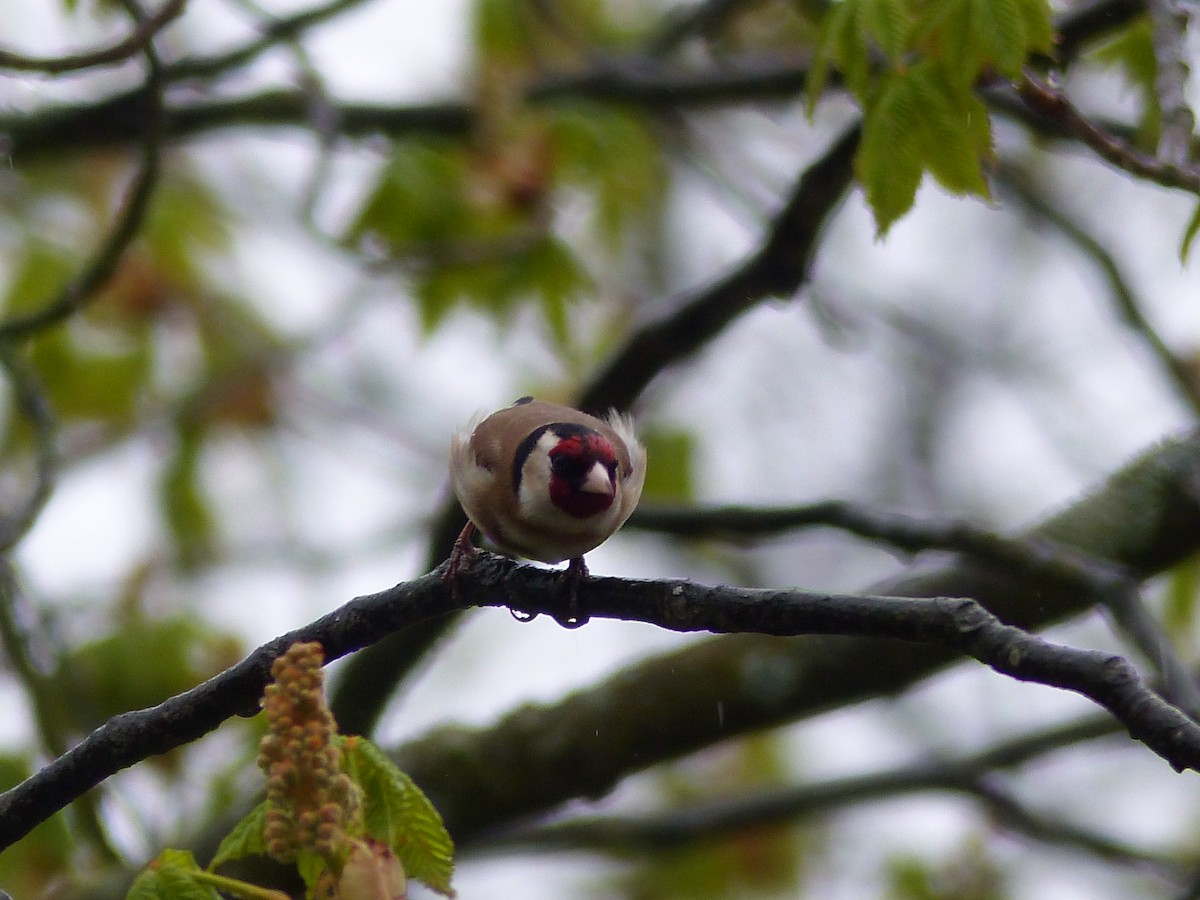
476,716 -> 1181,882
630,498 -> 1200,715
1,550 -> 1199,855
394,429 -> 1200,841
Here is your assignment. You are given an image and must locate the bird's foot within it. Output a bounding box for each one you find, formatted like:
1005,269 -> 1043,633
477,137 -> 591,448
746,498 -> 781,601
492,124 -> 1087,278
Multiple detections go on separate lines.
444,521 -> 479,602
553,557 -> 590,628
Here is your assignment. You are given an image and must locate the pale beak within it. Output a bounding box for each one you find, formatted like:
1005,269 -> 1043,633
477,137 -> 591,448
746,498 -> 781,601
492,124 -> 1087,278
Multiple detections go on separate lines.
581,461 -> 615,495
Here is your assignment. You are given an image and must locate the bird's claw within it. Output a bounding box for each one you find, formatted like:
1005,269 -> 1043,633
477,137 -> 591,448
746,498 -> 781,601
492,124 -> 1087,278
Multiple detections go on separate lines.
444,521 -> 479,602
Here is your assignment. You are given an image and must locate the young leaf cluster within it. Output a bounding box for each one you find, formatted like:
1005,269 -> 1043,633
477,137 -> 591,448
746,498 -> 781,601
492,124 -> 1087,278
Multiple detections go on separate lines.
127,642 -> 455,899
808,0 -> 1053,233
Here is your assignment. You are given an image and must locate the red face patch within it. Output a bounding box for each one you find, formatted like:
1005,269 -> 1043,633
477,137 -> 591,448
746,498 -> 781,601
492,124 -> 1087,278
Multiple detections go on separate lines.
548,433 -> 617,519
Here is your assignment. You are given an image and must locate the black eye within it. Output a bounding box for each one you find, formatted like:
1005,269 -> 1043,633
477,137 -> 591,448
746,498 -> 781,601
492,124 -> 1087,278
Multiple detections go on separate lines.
551,455 -> 586,477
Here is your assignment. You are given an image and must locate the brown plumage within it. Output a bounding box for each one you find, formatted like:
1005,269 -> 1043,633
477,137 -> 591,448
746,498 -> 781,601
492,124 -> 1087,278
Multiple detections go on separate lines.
446,397 -> 646,623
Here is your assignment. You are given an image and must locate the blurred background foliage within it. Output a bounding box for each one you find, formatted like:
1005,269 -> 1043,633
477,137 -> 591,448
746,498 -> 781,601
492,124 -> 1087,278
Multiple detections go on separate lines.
0,0 -> 1198,897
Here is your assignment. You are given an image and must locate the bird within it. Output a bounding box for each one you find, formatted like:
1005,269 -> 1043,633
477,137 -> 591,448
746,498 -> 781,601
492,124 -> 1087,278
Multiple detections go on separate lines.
447,396 -> 646,625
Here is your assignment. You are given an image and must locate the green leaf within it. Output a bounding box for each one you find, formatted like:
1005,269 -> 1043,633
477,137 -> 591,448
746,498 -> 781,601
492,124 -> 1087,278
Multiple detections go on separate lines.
808,0 -> 872,108
345,141 -> 474,250
128,850 -> 220,900
1013,0 -> 1054,56
1180,200 -> 1200,263
863,0 -> 914,62
30,326 -> 151,424
209,801 -> 268,871
856,71 -> 925,234
913,0 -> 1051,82
341,736 -> 456,897
547,105 -> 665,248
296,850 -> 328,896
64,616 -> 241,734
1165,554 -> 1200,643
160,423 -> 217,570
0,756 -> 71,897
973,0 -> 1029,77
414,235 -> 589,337
909,62 -> 992,195
639,429 -> 694,502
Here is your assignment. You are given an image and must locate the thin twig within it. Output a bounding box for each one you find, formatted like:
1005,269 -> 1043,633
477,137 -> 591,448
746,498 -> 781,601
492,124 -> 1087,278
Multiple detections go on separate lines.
167,0 -> 371,81
0,345 -> 57,551
0,3 -> 166,341
1017,72 -> 1200,195
0,0 -> 185,74
996,164 -> 1200,420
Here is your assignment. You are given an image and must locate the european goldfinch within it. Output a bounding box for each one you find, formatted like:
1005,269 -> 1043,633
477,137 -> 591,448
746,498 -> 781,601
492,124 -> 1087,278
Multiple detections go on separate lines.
447,397 -> 646,624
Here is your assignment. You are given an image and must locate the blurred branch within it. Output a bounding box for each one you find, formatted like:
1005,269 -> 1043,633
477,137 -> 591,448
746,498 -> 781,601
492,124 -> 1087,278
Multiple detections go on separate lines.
167,0 -> 372,81
0,0 -> 184,74
476,716 -> 1183,883
4,545 -> 1200,855
2,0 -> 1145,163
1017,72 -> 1200,196
577,121 -> 858,414
631,500 -> 1133,592
996,164 -> 1200,421
0,3 -> 166,342
1145,0 -> 1196,164
646,0 -> 756,56
0,345 -> 57,551
0,564 -> 118,861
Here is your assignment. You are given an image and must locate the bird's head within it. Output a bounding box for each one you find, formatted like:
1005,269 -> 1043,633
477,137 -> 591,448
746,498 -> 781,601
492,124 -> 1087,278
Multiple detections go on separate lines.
538,425 -> 619,519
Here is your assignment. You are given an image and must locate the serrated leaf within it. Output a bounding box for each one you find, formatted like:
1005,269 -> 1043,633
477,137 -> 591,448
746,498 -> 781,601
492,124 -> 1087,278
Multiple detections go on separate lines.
808,0 -> 872,110
863,0 -> 914,62
973,0 -> 1028,77
856,72 -> 925,235
1181,201 -> 1200,264
128,850 -> 220,900
341,736 -> 455,897
209,801 -> 268,871
909,63 -> 992,195
1013,0 -> 1053,55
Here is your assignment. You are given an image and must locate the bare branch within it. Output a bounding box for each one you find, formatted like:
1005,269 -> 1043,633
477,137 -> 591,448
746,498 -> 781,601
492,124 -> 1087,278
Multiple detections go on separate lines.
476,716 -> 1181,882
0,0 -> 185,74
167,0 -> 372,81
0,345 -> 57,551
1017,73 -> 1200,195
2,553 -> 1200,854
0,3 -> 166,341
